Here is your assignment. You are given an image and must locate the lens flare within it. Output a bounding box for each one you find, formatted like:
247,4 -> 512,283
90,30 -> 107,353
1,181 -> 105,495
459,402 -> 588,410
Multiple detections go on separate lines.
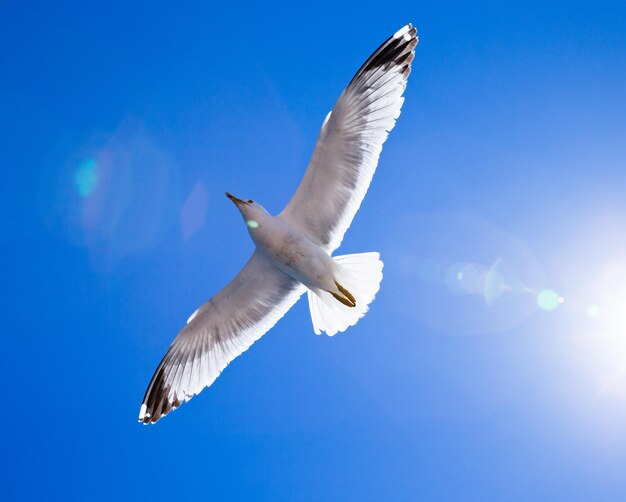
387,211 -> 544,335
74,158 -> 98,197
47,120 -> 182,269
587,305 -> 601,318
537,289 -> 562,311
483,258 -> 530,305
180,181 -> 209,240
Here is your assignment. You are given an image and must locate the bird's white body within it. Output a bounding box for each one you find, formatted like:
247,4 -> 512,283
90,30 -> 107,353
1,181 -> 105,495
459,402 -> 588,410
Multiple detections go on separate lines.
241,204 -> 337,292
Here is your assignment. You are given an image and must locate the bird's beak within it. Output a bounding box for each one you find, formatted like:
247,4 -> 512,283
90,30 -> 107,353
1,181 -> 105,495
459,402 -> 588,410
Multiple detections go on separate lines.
226,192 -> 245,206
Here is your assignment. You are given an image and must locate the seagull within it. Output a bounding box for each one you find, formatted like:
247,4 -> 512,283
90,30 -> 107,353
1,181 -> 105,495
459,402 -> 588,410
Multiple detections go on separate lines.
139,24 -> 418,424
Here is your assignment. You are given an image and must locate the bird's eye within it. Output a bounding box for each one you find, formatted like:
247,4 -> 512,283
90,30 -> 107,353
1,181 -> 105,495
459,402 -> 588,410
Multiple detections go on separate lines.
247,200 -> 253,204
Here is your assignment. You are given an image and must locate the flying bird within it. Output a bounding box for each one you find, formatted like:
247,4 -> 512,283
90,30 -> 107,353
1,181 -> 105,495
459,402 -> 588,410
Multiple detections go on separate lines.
139,24 -> 418,424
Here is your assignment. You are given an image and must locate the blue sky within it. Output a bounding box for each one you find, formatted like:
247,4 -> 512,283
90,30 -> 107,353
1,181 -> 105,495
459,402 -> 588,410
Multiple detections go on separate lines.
3,0 -> 626,500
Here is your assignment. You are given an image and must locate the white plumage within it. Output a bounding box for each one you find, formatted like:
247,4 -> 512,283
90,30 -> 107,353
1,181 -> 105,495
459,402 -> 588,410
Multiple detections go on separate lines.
308,252 -> 384,336
139,24 -> 418,424
281,25 -> 417,251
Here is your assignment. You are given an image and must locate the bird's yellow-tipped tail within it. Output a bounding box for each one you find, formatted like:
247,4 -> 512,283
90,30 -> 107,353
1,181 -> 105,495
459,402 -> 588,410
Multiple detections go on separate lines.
307,252 -> 383,336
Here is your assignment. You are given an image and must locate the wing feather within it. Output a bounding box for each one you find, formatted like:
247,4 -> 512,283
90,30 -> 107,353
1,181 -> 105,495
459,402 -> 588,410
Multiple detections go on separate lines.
280,24 -> 418,251
139,251 -> 305,424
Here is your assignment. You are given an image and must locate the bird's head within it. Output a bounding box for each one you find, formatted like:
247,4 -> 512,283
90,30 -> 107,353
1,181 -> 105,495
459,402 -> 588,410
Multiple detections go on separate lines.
225,192 -> 268,231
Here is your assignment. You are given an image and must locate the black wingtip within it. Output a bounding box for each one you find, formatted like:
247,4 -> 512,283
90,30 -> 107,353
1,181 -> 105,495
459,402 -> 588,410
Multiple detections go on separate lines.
348,24 -> 419,89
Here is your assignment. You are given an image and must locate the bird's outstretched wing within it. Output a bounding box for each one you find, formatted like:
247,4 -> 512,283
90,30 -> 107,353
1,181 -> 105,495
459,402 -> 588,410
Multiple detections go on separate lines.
280,24 -> 418,252
139,251 -> 305,424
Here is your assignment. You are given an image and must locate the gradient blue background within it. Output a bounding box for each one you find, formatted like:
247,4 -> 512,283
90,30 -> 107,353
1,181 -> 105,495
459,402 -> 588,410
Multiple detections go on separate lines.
3,1 -> 626,500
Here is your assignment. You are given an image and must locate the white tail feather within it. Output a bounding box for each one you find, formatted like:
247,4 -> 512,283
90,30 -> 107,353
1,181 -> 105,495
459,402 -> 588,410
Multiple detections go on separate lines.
307,252 -> 383,336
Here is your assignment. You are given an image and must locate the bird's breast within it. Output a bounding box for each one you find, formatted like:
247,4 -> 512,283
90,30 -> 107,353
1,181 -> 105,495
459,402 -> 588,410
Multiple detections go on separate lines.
252,217 -> 335,290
